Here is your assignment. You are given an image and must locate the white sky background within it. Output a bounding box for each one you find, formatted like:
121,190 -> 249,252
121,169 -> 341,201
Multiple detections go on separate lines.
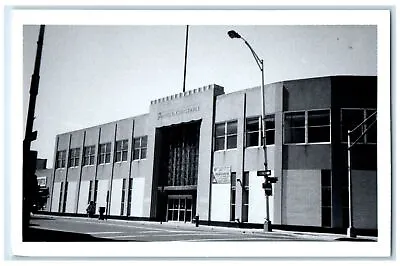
23,25 -> 377,166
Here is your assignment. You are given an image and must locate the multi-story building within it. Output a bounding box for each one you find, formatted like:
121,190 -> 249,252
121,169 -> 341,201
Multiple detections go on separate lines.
48,75 -> 377,234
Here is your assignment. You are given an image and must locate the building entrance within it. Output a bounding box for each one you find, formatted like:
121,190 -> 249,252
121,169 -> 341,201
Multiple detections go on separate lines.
166,195 -> 193,222
153,120 -> 201,222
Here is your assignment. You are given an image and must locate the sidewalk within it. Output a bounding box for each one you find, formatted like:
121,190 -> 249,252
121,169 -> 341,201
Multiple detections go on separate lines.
34,214 -> 378,242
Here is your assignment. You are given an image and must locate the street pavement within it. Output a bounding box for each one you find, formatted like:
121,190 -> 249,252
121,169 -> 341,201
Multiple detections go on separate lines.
26,214 -> 377,242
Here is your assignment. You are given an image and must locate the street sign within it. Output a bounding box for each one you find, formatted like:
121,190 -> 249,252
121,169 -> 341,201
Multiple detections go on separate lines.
257,170 -> 271,176
267,177 -> 278,183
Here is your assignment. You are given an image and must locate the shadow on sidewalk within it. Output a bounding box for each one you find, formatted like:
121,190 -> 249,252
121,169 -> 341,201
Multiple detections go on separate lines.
23,227 -> 124,242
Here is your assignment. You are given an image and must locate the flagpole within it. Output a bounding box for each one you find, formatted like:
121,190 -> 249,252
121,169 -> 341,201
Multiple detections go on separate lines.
183,25 -> 189,93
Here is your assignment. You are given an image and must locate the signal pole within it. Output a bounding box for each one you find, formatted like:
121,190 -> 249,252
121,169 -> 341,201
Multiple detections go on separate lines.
23,25 -> 45,234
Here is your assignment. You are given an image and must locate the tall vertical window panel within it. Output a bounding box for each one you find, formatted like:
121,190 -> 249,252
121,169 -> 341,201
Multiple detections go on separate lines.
120,179 -> 126,215
87,180 -> 93,204
58,181 -> 64,212
127,178 -> 133,216
242,172 -> 249,222
230,172 -> 236,222
62,181 -> 68,213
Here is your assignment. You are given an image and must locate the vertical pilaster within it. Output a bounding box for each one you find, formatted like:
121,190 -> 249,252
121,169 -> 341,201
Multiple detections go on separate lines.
273,83 -> 284,224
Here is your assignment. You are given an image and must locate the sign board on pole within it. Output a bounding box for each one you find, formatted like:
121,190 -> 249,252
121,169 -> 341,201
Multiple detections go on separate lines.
257,170 -> 271,176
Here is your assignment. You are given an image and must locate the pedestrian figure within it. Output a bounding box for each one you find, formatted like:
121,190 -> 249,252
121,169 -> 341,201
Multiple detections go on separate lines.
86,201 -> 95,218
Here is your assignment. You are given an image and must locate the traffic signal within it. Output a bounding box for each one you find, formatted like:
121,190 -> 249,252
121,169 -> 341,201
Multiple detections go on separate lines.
267,177 -> 278,184
262,182 -> 272,196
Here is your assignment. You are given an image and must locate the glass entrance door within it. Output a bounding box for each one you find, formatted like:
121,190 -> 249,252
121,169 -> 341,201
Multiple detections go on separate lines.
166,196 -> 193,222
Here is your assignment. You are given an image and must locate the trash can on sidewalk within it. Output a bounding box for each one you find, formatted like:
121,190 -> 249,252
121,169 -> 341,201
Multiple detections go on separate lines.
99,207 -> 105,220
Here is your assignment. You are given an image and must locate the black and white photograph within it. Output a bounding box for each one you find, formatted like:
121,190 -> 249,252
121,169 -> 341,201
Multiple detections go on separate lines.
5,6 -> 392,260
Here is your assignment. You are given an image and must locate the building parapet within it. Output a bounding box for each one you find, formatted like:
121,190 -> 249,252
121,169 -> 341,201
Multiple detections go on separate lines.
150,84 -> 223,105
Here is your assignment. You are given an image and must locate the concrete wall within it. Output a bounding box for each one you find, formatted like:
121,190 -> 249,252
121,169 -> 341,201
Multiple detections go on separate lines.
77,180 -> 90,213
283,170 -> 321,226
65,181 -> 77,213
131,177 -> 145,217
210,184 -> 230,222
110,178 -> 123,216
352,170 -> 377,229
51,182 -> 61,212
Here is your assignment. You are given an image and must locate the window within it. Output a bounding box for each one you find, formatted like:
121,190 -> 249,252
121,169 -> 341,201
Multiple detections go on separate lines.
68,148 -> 80,167
308,110 -> 330,143
93,180 -> 99,203
284,109 -> 331,144
284,112 -> 306,144
58,181 -> 64,212
120,179 -> 126,216
133,136 -> 147,160
115,139 -> 128,162
87,180 -> 93,204
98,143 -> 111,164
82,145 -> 96,166
56,150 -> 66,168
242,172 -> 249,223
230,172 -> 236,221
127,178 -> 133,216
321,170 -> 332,227
245,115 -> 275,147
215,121 -> 237,151
62,181 -> 68,213
341,108 -> 377,144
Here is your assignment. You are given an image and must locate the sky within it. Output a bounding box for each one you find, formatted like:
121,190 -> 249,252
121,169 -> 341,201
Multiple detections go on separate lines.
23,25 -> 377,166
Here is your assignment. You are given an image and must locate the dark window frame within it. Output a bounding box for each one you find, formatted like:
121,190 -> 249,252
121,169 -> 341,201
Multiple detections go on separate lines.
284,109 -> 331,145
82,145 -> 96,166
115,139 -> 129,162
245,115 -> 275,147
215,120 -> 238,151
56,150 -> 67,169
133,136 -> 148,160
68,148 -> 80,168
98,142 -> 111,164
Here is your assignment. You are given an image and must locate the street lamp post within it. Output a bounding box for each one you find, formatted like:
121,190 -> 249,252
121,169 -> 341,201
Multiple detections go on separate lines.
228,30 -> 272,232
346,111 -> 377,238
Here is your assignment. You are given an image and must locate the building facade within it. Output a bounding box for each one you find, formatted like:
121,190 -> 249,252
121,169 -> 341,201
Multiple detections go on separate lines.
48,75 -> 377,232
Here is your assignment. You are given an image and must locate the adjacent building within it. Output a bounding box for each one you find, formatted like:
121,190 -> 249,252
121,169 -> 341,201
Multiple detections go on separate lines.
48,75 -> 377,233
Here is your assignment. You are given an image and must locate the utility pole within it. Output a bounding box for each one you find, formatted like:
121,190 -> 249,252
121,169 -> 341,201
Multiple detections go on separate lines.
183,25 -> 189,93
346,110 -> 377,238
23,25 -> 45,235
228,30 -> 277,232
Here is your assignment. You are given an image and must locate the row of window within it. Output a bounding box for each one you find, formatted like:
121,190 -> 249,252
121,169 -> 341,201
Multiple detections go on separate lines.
215,108 -> 376,151
56,136 -> 148,169
58,179 -> 133,216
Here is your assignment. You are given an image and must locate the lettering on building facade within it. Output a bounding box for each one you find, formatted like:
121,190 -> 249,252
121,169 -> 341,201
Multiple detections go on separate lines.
157,106 -> 200,120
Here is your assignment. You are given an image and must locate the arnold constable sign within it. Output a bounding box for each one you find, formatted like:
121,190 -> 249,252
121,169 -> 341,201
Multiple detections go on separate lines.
157,106 -> 200,120
212,166 -> 231,184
